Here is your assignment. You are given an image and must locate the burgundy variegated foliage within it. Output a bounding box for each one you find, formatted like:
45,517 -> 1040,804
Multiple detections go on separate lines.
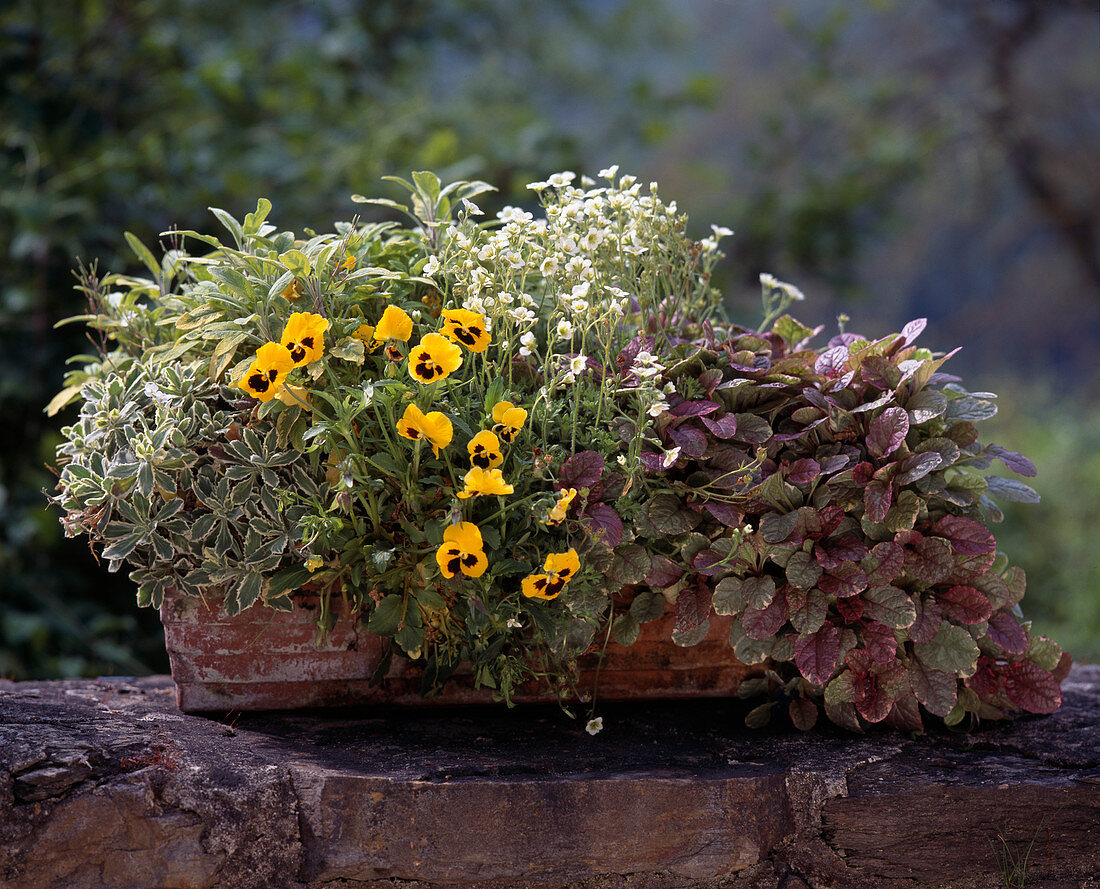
614,315 -> 1066,732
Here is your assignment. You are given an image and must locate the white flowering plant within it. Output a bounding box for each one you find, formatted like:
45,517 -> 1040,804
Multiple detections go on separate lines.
50,169 -> 1065,730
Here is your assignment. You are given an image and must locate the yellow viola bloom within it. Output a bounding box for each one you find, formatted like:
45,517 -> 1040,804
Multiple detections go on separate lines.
491,401 -> 527,443
442,308 -> 491,353
275,384 -> 312,411
435,522 -> 488,579
456,466 -> 514,499
543,487 -> 577,525
305,555 -> 324,573
281,312 -> 330,367
374,305 -> 414,344
522,549 -> 580,600
352,322 -> 375,343
235,342 -> 295,402
409,332 -> 463,383
339,254 -> 357,271
281,279 -> 306,301
467,430 -> 503,470
396,403 -> 453,456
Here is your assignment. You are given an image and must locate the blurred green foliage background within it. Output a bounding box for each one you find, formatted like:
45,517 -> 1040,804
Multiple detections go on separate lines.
2,0 -> 1096,678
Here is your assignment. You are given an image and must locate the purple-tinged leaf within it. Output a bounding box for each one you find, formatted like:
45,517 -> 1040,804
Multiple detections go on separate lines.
907,658 -> 958,718
861,356 -> 902,391
1004,662 -> 1062,714
792,406 -> 827,425
864,480 -> 893,524
836,596 -> 864,622
945,550 -> 997,585
824,698 -> 864,732
818,454 -> 851,475
905,389 -> 948,425
675,582 -> 713,634
760,511 -> 799,545
861,620 -> 897,663
848,653 -> 905,723
789,697 -> 818,731
672,618 -> 711,648
829,332 -> 863,348
732,413 -> 773,445
796,624 -> 841,685
741,575 -> 777,610
704,500 -> 743,525
895,451 -> 942,485
646,554 -> 684,589
815,538 -> 870,569
819,562 -> 868,598
742,587 -> 788,639
648,493 -> 702,535
850,392 -> 895,414
986,476 -> 1040,504
787,586 -> 828,634
814,345 -> 850,378
932,515 -> 996,556
638,450 -> 665,473
692,549 -> 729,577
988,444 -> 1037,478
853,461 -> 875,485
583,503 -> 623,549
671,399 -> 720,418
616,334 -> 654,374
788,458 -> 821,485
910,594 -> 943,644
785,551 -> 823,590
701,413 -> 739,439
861,585 -> 916,629
987,611 -> 1028,655
904,537 -> 954,586
557,451 -> 604,489
900,318 -> 927,345
668,423 -> 708,457
698,368 -> 724,394
861,542 -> 906,586
884,693 -> 925,733
937,585 -> 992,625
965,656 -> 1002,698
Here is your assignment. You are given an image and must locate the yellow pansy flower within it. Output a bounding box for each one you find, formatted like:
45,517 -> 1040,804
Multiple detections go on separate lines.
467,430 -> 503,470
352,322 -> 375,343
522,549 -> 581,600
281,312 -> 330,367
396,403 -> 453,457
435,522 -> 488,579
456,466 -> 514,500
374,305 -> 414,344
491,401 -> 527,443
235,342 -> 294,402
442,308 -> 491,353
275,384 -> 312,411
543,487 -> 577,526
409,332 -> 463,383
281,279 -> 306,301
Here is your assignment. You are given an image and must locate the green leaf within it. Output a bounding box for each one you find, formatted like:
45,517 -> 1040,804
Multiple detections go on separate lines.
612,612 -> 640,646
629,590 -> 667,623
368,594 -> 404,636
861,585 -> 916,629
209,207 -> 245,249
330,337 -> 366,364
609,544 -> 650,586
907,658 -> 958,718
712,577 -> 744,615
785,551 -> 823,589
124,231 -> 161,277
741,575 -> 776,610
647,493 -> 702,535
744,702 -> 774,729
985,477 -> 1040,504
913,623 -> 980,676
772,314 -> 815,349
905,389 -> 948,425
788,587 -> 827,634
45,383 -> 85,417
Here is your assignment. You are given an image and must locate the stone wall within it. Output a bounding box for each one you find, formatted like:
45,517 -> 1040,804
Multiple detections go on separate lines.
2,667 -> 1098,888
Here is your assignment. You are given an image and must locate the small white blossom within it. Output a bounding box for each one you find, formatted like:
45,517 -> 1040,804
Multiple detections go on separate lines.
599,164 -> 619,180
548,171 -> 576,188
461,198 -> 484,216
616,454 -> 628,467
585,717 -> 604,736
569,355 -> 587,375
648,399 -> 669,418
506,618 -> 522,629
519,331 -> 537,357
555,319 -> 574,341
661,447 -> 682,470
422,255 -> 441,276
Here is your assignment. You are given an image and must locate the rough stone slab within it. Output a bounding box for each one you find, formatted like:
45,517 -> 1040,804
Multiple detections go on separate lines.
2,667 -> 1099,889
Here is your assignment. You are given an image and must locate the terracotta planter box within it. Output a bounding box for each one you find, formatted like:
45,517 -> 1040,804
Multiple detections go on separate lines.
160,589 -> 762,712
